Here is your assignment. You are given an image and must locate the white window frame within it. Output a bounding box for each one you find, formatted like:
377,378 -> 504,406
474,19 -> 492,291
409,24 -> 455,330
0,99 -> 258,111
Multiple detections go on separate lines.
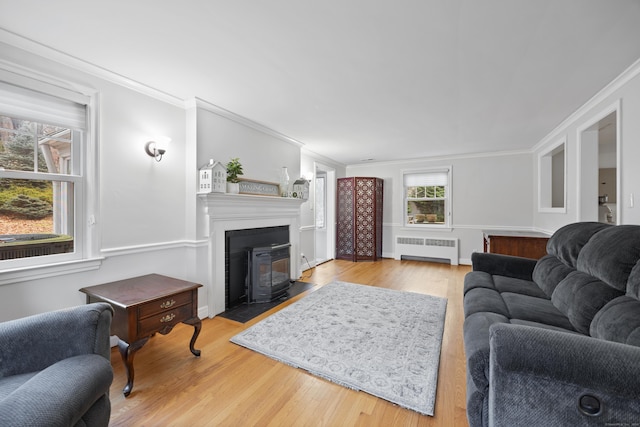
403,166 -> 452,230
538,136 -> 567,213
0,67 -> 101,284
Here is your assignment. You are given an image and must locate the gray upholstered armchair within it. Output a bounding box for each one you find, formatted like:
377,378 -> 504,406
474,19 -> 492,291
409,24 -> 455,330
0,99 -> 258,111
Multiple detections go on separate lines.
0,303 -> 114,427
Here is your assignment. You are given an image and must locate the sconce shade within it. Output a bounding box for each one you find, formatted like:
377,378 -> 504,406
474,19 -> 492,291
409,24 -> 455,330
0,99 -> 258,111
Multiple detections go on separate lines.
145,136 -> 170,162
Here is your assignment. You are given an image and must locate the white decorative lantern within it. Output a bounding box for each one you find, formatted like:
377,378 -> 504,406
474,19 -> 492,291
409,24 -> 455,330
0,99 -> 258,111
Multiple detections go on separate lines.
292,178 -> 310,200
199,159 -> 227,193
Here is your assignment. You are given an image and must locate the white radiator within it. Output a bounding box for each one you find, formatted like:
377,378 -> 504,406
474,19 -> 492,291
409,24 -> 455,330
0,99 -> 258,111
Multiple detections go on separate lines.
395,236 -> 459,265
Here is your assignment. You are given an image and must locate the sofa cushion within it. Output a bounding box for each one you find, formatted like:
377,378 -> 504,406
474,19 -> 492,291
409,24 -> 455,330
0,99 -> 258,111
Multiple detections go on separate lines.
492,276 -> 547,298
546,222 -> 610,268
501,293 -> 575,331
463,271 -> 495,295
464,271 -> 546,299
551,271 -> 624,334
509,318 -> 580,334
576,225 -> 640,292
463,287 -> 510,318
590,296 -> 640,346
470,252 -> 537,281
532,255 -> 574,297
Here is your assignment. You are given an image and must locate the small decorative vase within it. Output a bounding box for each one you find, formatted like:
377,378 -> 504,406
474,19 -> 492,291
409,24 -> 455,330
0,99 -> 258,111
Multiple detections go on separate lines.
280,167 -> 290,197
227,182 -> 240,194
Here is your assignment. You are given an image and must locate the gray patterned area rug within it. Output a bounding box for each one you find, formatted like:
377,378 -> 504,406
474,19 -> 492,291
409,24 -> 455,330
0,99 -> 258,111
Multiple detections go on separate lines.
230,281 -> 447,416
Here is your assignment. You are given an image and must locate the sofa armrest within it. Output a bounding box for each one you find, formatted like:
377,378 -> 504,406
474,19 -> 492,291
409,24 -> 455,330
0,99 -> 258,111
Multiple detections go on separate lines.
0,303 -> 113,377
489,324 -> 640,426
0,354 -> 113,427
471,252 -> 537,281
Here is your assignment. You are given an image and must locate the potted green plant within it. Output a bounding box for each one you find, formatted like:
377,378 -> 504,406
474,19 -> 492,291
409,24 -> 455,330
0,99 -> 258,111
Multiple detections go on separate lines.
226,157 -> 243,193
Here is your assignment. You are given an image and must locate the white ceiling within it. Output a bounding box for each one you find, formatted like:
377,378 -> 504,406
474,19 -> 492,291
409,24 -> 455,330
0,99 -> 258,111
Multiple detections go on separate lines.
1,0 -> 640,165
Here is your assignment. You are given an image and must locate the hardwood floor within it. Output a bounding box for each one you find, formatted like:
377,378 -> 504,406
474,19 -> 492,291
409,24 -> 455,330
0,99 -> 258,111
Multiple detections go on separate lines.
108,259 -> 471,426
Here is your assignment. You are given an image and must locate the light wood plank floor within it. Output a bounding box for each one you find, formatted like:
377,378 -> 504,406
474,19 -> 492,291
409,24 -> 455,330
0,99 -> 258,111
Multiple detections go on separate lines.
108,259 -> 471,426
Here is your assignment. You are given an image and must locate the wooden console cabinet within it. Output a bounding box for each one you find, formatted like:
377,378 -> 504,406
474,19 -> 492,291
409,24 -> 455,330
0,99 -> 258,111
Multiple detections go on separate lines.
483,230 -> 550,259
80,274 -> 202,396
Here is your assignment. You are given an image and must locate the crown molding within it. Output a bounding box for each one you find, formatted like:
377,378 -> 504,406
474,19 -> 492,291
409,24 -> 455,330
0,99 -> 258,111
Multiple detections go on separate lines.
0,28 -> 185,108
301,147 -> 346,168
346,147 -> 532,168
0,28 -> 310,151
532,56 -> 640,153
185,97 -> 305,148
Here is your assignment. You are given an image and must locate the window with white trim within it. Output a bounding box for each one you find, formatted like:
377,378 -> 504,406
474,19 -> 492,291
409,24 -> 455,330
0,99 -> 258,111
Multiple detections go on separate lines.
404,168 -> 451,227
0,77 -> 91,268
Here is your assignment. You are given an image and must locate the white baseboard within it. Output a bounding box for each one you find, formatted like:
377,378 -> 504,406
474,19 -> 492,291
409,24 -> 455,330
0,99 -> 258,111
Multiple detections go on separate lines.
198,305 -> 209,319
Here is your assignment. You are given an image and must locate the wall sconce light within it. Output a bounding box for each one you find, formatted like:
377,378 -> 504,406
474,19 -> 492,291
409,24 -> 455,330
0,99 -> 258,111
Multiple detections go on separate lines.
144,136 -> 171,162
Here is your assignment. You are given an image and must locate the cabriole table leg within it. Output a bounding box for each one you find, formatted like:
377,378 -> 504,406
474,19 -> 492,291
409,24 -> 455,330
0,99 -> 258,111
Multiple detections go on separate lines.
117,337 -> 149,397
183,317 -> 202,357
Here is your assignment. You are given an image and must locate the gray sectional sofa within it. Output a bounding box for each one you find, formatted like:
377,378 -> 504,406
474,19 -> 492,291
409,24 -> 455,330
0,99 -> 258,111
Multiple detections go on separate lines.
463,222 -> 640,427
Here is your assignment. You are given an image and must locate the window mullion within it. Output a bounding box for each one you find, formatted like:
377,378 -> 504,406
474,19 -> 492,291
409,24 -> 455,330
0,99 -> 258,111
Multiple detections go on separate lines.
32,126 -> 38,172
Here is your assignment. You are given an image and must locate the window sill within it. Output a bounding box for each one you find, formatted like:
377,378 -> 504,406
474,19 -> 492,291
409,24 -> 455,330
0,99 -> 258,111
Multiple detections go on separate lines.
538,207 -> 567,214
0,257 -> 104,286
400,225 -> 453,232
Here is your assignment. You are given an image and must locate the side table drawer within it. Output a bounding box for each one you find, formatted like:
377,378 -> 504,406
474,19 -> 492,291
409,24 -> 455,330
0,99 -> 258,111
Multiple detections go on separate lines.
138,304 -> 192,336
138,291 -> 192,319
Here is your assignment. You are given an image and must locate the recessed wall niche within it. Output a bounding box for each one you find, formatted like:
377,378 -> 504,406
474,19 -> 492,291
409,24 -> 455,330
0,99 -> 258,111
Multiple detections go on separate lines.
538,137 -> 566,212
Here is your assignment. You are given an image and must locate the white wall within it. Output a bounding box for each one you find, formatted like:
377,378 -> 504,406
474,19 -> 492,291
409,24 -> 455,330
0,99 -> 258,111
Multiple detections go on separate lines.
299,150 -> 346,268
533,59 -> 640,232
0,43 -> 194,321
99,80 -> 187,249
0,42 -> 309,322
347,151 -> 533,264
193,101 -> 302,187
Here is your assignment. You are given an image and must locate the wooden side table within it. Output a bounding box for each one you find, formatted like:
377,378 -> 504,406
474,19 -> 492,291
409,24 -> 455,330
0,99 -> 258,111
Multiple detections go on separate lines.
80,274 -> 202,396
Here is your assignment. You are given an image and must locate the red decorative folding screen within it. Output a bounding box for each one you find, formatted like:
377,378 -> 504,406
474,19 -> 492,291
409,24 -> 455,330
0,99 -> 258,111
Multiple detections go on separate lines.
336,177 -> 383,261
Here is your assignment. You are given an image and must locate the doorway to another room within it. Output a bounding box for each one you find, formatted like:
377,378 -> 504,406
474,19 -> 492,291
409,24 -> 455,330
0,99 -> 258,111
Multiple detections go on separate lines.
314,164 -> 336,266
578,103 -> 619,225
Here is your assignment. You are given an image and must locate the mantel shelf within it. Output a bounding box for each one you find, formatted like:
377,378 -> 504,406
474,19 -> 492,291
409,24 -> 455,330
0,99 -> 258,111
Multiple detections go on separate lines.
198,192 -> 305,207
198,193 -> 305,221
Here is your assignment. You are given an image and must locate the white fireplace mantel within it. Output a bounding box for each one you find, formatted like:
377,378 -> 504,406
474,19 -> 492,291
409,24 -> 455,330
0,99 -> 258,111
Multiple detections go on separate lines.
199,192 -> 304,222
198,193 -> 305,317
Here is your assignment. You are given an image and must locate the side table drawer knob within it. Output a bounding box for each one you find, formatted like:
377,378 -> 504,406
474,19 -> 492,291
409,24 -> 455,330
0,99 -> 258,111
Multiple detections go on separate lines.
160,299 -> 176,309
160,313 -> 176,323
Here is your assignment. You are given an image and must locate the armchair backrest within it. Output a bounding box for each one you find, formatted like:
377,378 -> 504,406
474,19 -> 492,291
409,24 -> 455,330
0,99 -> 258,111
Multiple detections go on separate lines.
0,303 -> 113,378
